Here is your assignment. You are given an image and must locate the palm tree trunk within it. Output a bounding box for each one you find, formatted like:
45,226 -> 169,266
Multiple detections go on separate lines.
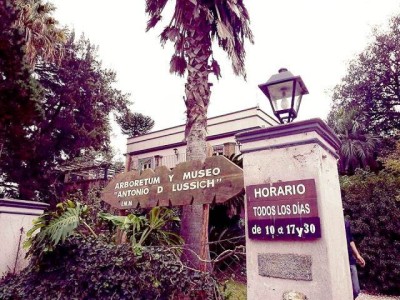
180,6 -> 212,271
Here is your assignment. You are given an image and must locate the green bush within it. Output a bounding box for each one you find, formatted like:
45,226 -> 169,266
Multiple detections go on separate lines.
341,167 -> 400,295
0,235 -> 221,299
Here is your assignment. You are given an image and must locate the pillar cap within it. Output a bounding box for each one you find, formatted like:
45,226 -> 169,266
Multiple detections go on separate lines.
235,118 -> 340,151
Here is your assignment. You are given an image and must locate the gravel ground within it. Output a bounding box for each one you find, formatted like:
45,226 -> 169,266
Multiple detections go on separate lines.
358,292 -> 400,300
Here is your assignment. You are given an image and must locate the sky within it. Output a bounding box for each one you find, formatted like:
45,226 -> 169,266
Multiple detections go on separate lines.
51,0 -> 400,159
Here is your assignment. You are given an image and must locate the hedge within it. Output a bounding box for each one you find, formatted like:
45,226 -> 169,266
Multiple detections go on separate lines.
0,235 -> 221,299
341,168 -> 400,295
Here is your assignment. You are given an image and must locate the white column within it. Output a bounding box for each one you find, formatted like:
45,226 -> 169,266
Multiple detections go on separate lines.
236,119 -> 352,300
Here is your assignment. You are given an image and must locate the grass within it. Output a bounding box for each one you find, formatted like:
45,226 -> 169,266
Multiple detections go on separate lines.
221,279 -> 246,300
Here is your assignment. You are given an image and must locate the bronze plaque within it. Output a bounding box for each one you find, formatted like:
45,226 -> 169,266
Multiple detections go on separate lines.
101,156 -> 244,209
246,179 -> 321,240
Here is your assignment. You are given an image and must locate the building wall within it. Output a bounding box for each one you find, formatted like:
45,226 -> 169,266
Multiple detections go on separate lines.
125,107 -> 277,171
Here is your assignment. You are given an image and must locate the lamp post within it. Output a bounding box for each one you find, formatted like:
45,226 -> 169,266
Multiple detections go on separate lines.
259,68 -> 309,124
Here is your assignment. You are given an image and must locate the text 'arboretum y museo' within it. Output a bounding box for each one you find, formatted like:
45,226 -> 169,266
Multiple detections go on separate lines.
101,156 -> 244,209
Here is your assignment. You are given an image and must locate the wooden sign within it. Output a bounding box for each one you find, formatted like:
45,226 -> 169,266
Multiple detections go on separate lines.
246,179 -> 321,240
101,156 -> 244,209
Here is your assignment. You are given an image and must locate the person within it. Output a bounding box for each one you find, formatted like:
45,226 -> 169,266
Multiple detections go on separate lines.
345,218 -> 366,299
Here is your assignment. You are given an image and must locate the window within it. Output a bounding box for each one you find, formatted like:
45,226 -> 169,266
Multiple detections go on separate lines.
138,157 -> 153,171
212,144 -> 224,156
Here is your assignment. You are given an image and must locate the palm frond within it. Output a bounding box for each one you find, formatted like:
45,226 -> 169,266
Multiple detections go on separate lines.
14,0 -> 66,65
210,58 -> 221,79
145,0 -> 169,30
170,54 -> 187,76
146,14 -> 162,31
207,1 -> 252,78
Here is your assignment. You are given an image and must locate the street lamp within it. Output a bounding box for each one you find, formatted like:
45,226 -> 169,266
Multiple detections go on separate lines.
259,68 -> 309,124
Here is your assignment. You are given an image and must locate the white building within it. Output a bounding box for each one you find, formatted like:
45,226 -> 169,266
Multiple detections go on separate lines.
125,106 -> 278,172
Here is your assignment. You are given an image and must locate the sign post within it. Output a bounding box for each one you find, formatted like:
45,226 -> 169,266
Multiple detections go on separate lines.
101,155 -> 243,209
236,119 -> 352,300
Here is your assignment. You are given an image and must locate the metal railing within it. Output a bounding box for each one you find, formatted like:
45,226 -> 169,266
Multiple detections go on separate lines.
130,153 -> 187,171
130,146 -> 241,171
158,153 -> 187,169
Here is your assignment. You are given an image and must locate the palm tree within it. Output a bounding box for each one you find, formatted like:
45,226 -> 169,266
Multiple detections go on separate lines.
145,0 -> 253,269
13,0 -> 66,65
328,107 -> 379,174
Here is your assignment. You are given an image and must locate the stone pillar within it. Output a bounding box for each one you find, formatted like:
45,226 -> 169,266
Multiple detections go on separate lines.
154,155 -> 163,167
0,198 -> 48,275
125,154 -> 132,171
236,119 -> 352,300
223,142 -> 237,157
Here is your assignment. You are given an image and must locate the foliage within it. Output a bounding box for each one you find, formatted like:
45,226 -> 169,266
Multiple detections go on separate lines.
145,0 -> 253,267
0,1 -> 154,202
23,200 -> 96,265
221,279 -> 246,300
327,107 -> 380,174
0,236 -> 222,299
146,0 -> 254,79
0,0 -> 39,197
329,15 -> 400,139
0,198 -> 220,299
0,29 -> 153,202
100,207 -> 183,255
65,187 -> 114,227
341,162 -> 400,294
380,141 -> 400,176
13,0 -> 66,65
116,110 -> 155,137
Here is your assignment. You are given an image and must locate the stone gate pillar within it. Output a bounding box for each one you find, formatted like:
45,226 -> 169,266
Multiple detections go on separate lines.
235,119 -> 352,300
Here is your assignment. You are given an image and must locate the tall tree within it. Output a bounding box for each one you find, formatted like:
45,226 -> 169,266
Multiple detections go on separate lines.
145,0 -> 253,269
330,15 -> 400,138
13,0 -> 66,65
116,111 -> 154,137
0,32 -> 153,204
0,0 -> 41,196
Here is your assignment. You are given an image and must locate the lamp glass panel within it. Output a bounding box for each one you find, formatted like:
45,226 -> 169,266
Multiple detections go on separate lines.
294,80 -> 304,96
293,81 -> 304,112
272,98 -> 291,111
294,94 -> 302,113
267,80 -> 294,102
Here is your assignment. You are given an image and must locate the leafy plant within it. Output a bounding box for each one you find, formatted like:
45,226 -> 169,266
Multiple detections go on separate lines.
341,162 -> 400,294
0,236 -> 222,299
99,207 -> 183,254
24,200 -> 96,264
